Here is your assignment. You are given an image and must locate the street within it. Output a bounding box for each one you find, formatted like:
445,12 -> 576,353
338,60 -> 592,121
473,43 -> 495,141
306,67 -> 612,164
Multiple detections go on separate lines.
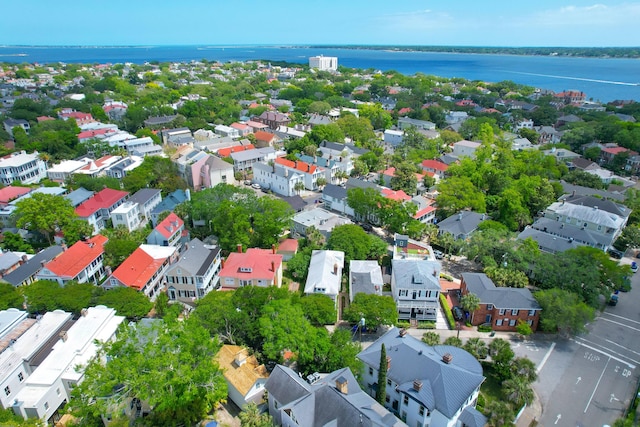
535,257 -> 640,426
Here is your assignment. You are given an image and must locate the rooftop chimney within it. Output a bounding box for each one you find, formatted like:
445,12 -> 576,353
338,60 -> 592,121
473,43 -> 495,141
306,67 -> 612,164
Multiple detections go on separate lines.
442,353 -> 453,364
335,376 -> 348,394
272,244 -> 276,254
413,380 -> 423,391
81,308 -> 88,317
457,212 -> 462,221
221,258 -> 225,268
271,261 -> 275,272
399,329 -> 408,337
237,244 -> 242,253
386,356 -> 392,370
59,331 -> 68,342
234,352 -> 247,367
61,243 -> 67,252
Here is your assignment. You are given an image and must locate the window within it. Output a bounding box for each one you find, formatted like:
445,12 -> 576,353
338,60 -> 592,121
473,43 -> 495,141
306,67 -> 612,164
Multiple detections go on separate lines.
528,309 -> 536,316
386,395 -> 390,403
496,319 -> 503,326
18,372 -> 24,382
419,405 -> 425,416
56,388 -> 61,396
44,402 -> 49,410
486,304 -> 493,310
498,308 -> 505,315
387,379 -> 392,386
511,309 -> 519,315
369,367 -> 373,376
401,411 -> 407,422
509,319 -> 516,327
403,395 -> 409,405
4,386 -> 10,396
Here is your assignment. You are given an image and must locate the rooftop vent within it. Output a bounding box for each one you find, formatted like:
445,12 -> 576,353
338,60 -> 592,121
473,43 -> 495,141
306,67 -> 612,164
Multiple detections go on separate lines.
413,380 -> 423,391
442,353 -> 453,364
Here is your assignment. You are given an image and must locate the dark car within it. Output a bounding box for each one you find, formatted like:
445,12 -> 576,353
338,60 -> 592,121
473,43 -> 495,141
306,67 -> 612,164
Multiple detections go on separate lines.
608,248 -> 624,259
452,306 -> 464,321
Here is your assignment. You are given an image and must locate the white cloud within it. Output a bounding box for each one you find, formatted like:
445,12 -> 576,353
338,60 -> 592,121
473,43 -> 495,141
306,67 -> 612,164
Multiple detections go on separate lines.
524,3 -> 640,28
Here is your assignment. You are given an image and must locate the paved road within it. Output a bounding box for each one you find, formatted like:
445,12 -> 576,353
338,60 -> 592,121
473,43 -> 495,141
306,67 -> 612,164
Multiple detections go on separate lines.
536,257 -> 640,427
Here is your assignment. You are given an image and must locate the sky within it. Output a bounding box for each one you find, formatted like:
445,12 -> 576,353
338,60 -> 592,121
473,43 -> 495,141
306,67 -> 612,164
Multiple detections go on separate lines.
2,1 -> 640,47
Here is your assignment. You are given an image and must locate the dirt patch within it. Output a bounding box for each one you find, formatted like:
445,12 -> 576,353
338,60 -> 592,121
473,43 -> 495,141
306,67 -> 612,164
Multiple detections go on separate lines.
442,256 -> 483,279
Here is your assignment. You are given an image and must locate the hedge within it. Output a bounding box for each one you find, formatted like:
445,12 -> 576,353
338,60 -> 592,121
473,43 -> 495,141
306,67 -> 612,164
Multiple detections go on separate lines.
439,293 -> 455,329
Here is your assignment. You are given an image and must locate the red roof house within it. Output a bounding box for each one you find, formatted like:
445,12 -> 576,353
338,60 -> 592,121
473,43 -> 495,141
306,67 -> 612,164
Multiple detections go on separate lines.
217,144 -> 255,158
254,131 -> 279,147
219,246 -> 283,290
75,188 -> 129,234
35,235 -> 108,285
146,212 -> 187,249
0,186 -> 32,207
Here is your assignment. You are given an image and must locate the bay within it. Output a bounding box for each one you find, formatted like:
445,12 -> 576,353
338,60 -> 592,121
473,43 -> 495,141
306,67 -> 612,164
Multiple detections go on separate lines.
1,45 -> 639,103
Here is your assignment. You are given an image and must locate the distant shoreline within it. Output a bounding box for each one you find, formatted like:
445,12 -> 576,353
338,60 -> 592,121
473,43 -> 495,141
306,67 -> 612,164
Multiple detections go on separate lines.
1,44 -> 639,59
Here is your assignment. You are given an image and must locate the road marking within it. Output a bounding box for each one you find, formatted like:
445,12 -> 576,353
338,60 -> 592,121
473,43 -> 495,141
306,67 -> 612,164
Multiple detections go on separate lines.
555,413 -> 561,424
598,317 -> 640,332
573,337 -> 639,367
610,393 -> 620,403
576,376 -> 581,384
584,357 -> 610,413
537,342 -> 556,373
604,338 -> 640,358
602,312 -> 640,326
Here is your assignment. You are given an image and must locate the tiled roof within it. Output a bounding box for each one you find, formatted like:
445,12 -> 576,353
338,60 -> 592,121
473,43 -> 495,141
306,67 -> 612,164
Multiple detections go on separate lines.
254,131 -> 276,143
275,157 -> 318,174
154,213 -> 184,239
421,159 -> 449,172
216,345 -> 268,397
111,245 -> 173,290
0,186 -> 32,205
220,248 -> 282,280
75,188 -> 129,217
381,188 -> 411,201
217,144 -> 255,157
43,235 -> 108,278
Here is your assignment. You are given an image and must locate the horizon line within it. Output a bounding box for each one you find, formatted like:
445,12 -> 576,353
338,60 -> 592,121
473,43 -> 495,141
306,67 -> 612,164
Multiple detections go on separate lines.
1,44 -> 638,49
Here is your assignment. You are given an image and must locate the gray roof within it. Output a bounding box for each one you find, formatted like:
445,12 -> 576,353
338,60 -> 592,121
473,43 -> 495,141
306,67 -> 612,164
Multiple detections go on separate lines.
128,188 -> 161,206
1,245 -> 64,287
346,177 -> 381,192
276,194 -> 306,212
391,259 -> 440,291
358,327 -> 484,419
461,273 -> 541,310
65,188 -> 95,208
558,180 -> 625,202
266,365 -> 406,427
437,211 -> 488,238
322,184 -> 347,200
350,260 -> 384,301
560,194 -> 630,218
205,154 -> 234,171
167,238 -> 219,277
230,147 -> 275,162
151,189 -> 188,216
527,217 -> 612,247
439,153 -> 459,165
546,201 -> 625,229
518,227 -> 584,253
0,252 -> 21,271
458,406 -> 488,427
144,115 -> 178,126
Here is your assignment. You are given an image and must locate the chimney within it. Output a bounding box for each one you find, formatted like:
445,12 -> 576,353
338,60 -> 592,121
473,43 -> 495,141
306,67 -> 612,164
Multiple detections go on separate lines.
413,380 -> 423,391
272,244 -> 276,254
237,244 -> 242,253
386,356 -> 392,370
271,261 -> 275,272
61,243 -> 67,252
457,212 -> 462,221
234,352 -> 247,366
21,254 -> 28,263
399,329 -> 408,337
333,263 -> 338,275
572,190 -> 576,197
221,258 -> 225,268
59,331 -> 68,342
335,376 -> 348,394
442,353 -> 453,364
40,260 -> 47,268
81,308 -> 88,317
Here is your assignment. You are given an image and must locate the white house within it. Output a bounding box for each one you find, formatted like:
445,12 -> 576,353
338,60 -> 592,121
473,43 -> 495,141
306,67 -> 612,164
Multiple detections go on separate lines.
0,151 -> 47,185
110,202 -> 142,232
391,259 -> 441,321
215,345 -> 269,409
304,250 -> 344,302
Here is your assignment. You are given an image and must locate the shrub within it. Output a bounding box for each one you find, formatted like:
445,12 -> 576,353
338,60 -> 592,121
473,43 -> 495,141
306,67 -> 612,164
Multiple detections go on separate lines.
396,320 -> 411,329
478,324 -> 493,333
417,321 -> 436,329
439,293 -> 455,329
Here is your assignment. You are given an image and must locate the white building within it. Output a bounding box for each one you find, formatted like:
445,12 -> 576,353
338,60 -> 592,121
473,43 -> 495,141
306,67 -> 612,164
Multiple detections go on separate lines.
11,306 -> 125,424
110,201 -> 142,232
0,151 -> 47,185
303,250 -> 344,302
214,124 -> 240,139
46,159 -> 90,183
309,55 -> 338,72
391,259 -> 441,321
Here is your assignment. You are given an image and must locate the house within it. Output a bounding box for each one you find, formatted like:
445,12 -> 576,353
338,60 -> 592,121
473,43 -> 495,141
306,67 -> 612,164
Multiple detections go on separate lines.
291,208 -> 353,239
230,147 -> 277,173
600,145 -> 633,166
265,364 -> 405,427
146,213 -> 188,250
11,306 -> 125,424
357,327 -> 486,427
254,130 -> 279,147
104,156 -> 145,179
183,151 -> 236,190
0,245 -> 64,288
58,109 -> 94,125
0,186 -> 31,207
437,211 -> 488,240
215,345 -> 269,408
230,122 -> 253,137
542,147 -> 581,162
255,111 -> 290,130
451,140 -> 481,159
411,196 -> 437,224
75,188 -> 129,234
304,250 -> 344,303
150,189 -> 190,226
274,157 -> 324,190
145,115 -> 179,129
384,129 -> 404,147
73,155 -> 123,179
397,117 -> 436,131
104,244 -> 177,300
162,127 -> 194,147
0,151 -> 47,185
214,124 -> 240,139
3,118 -> 30,136
276,238 -> 299,261
218,245 -> 283,290
127,188 -> 162,224
445,111 -> 469,124
420,159 -> 448,181
0,309 -> 74,411
391,259 -> 440,321
110,202 -> 142,232
121,136 -> 163,157
460,273 -> 541,331
252,161 -> 305,197
164,238 -> 222,303
321,184 -> 354,217
35,235 -> 108,285
517,224 -> 583,254
349,260 -> 384,302
46,159 -> 91,183
307,113 -> 333,127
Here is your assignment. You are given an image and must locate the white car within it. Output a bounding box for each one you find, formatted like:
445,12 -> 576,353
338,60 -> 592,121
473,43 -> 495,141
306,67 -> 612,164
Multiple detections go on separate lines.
251,183 -> 261,190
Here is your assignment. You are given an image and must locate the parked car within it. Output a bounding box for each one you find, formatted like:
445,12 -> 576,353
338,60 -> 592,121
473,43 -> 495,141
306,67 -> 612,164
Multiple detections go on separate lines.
251,183 -> 261,190
609,293 -> 619,306
452,306 -> 464,321
608,248 -> 624,259
433,250 -> 444,260
631,261 -> 638,273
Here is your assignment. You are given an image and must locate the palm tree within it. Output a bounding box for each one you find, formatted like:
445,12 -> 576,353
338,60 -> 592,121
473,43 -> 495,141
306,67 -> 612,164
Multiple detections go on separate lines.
294,181 -> 305,195
463,337 -> 488,360
503,377 -> 535,407
510,357 -> 538,383
459,293 -> 481,324
488,338 -> 511,358
421,331 -> 440,346
443,336 -> 463,347
238,402 -> 273,427
485,400 -> 515,427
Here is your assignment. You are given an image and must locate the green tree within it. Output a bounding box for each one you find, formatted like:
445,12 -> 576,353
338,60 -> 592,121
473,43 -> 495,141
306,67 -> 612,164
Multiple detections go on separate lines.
421,331 -> 441,346
0,283 -> 23,310
0,231 -> 34,253
443,336 -> 463,347
239,402 -> 274,427
71,318 -> 227,427
534,288 -> 595,336
14,193 -> 77,244
300,293 -> 337,325
515,320 -> 533,338
489,338 -> 515,380
389,161 -> 419,195
96,287 -> 153,319
503,377 -> 534,407
376,343 -> 387,405
510,357 -> 537,384
62,219 -> 94,246
436,176 -> 486,218
343,294 -> 397,330
459,293 -> 481,323
327,224 -> 387,264
358,103 -> 392,129
463,337 -> 488,360
0,408 -> 40,427
485,400 -> 515,427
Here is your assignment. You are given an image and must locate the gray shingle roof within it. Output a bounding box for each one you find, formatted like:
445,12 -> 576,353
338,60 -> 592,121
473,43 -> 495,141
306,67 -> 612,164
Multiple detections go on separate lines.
437,211 -> 488,238
560,194 -> 630,218
391,259 -> 440,291
128,188 -> 161,206
1,245 -> 64,287
358,328 -> 484,419
458,406 -> 488,427
322,184 -> 347,200
167,238 -> 219,277
350,260 -> 384,301
151,189 -> 188,216
461,273 -> 541,310
65,188 -> 95,208
517,227 -> 583,253
525,217 -> 612,247
264,364 -> 310,408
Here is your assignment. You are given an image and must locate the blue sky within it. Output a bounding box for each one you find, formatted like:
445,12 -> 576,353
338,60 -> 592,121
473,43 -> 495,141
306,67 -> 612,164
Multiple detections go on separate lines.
2,1 -> 640,47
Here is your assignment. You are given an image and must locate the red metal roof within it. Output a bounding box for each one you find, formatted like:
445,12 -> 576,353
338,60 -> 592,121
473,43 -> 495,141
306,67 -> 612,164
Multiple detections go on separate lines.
0,186 -> 32,205
43,235 -> 108,279
414,205 -> 436,219
421,159 -> 449,172
277,239 -> 299,253
75,188 -> 129,217
154,212 -> 184,239
219,248 -> 282,280
217,144 -> 255,157
381,188 -> 411,201
111,247 -> 168,290
602,146 -> 629,155
275,157 -> 317,174
254,131 -> 276,143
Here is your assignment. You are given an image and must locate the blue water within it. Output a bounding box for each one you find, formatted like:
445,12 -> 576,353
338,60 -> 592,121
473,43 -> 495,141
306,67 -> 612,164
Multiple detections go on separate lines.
1,45 -> 639,102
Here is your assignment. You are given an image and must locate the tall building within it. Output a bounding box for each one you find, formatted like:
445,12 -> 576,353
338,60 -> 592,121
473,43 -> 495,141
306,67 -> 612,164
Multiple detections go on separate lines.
309,55 -> 338,71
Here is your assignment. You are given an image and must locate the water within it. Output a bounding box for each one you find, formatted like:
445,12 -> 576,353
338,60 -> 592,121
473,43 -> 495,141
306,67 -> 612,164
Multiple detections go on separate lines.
1,45 -> 639,102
